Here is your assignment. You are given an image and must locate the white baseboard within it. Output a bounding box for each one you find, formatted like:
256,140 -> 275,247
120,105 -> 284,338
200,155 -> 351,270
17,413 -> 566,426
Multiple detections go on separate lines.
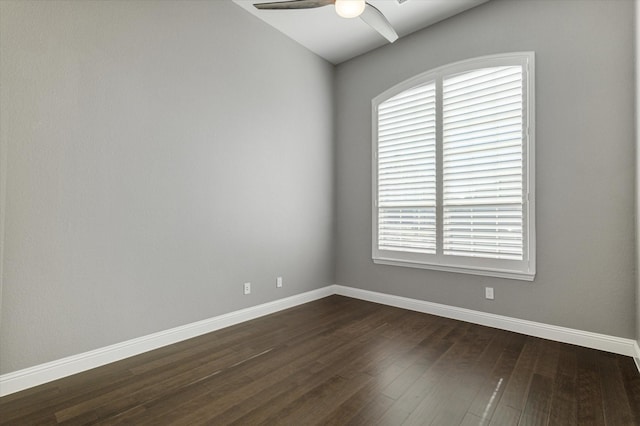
0,286 -> 334,397
2,284 -> 638,397
333,285 -> 639,359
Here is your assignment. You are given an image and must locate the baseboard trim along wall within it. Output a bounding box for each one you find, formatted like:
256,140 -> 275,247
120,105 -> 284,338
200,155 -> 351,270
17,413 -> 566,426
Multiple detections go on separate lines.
333,285 -> 638,359
1,284 -> 638,396
0,286 -> 334,397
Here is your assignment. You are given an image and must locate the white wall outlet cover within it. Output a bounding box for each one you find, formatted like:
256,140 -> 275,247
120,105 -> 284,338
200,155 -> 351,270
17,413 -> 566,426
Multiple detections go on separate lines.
276,277 -> 283,288
485,287 -> 494,300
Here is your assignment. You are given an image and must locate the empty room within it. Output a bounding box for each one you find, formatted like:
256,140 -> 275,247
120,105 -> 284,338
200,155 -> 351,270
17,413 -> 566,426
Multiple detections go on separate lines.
1,0 -> 639,424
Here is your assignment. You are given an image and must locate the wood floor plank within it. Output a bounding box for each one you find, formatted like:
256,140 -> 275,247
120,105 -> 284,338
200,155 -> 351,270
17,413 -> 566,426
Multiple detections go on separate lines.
375,339 -> 455,425
598,351 -> 636,425
263,373 -> 373,425
518,373 -> 553,426
547,372 -> 577,426
467,332 -> 524,421
346,393 -> 396,426
319,379 -> 395,425
392,324 -> 497,426
489,404 -> 522,425
618,356 -> 640,423
498,338 -> 543,411
1,296 -> 638,426
532,341 -> 561,379
575,347 -> 606,426
555,345 -> 577,379
460,412 -> 485,426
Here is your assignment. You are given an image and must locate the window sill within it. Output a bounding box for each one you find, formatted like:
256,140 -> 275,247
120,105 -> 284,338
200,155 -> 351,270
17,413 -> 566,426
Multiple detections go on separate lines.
373,257 -> 535,281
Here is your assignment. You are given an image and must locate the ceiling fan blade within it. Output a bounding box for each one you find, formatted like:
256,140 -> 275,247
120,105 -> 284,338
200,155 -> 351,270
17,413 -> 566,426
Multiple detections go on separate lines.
254,0 -> 334,10
360,3 -> 398,43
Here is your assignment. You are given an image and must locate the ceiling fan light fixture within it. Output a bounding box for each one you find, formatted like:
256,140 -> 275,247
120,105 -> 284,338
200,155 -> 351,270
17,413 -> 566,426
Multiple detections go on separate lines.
334,0 -> 365,18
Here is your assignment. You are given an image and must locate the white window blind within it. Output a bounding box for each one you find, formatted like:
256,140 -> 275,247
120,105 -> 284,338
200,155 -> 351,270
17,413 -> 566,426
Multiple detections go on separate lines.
372,53 -> 535,281
377,83 -> 436,254
443,66 -> 524,260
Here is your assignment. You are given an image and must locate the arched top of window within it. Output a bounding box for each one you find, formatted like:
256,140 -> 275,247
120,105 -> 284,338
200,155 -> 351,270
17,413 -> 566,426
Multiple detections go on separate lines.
372,52 -> 536,281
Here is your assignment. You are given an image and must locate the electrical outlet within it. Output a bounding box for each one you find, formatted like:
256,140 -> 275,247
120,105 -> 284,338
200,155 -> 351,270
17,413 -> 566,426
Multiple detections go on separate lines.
485,287 -> 494,300
276,277 -> 283,288
244,282 -> 251,295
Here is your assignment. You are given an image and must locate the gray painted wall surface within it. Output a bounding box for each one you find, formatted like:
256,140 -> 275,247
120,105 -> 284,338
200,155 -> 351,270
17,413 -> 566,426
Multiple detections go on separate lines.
335,0 -> 636,338
0,0 -> 335,373
634,0 -> 640,342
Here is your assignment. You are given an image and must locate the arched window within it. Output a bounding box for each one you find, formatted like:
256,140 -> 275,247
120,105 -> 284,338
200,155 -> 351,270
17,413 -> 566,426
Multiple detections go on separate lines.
372,52 -> 535,280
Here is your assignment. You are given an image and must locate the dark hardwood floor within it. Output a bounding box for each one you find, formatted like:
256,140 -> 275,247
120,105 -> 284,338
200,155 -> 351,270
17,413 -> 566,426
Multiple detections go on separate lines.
1,295 -> 639,425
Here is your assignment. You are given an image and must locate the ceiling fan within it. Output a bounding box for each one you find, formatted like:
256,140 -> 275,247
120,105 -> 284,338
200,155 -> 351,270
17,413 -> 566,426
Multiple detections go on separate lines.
253,0 -> 399,43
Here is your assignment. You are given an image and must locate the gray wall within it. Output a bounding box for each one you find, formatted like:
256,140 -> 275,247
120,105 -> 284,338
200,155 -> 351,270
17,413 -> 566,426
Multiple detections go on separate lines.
0,0 -> 335,374
335,0 -> 636,338
636,0 -> 639,344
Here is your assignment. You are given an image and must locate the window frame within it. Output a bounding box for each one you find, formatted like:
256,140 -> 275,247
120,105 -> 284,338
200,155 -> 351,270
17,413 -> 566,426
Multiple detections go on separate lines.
371,52 -> 536,281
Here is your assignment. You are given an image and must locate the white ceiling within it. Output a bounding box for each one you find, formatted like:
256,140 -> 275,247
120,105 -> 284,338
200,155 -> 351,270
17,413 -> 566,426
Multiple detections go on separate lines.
233,0 -> 490,64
